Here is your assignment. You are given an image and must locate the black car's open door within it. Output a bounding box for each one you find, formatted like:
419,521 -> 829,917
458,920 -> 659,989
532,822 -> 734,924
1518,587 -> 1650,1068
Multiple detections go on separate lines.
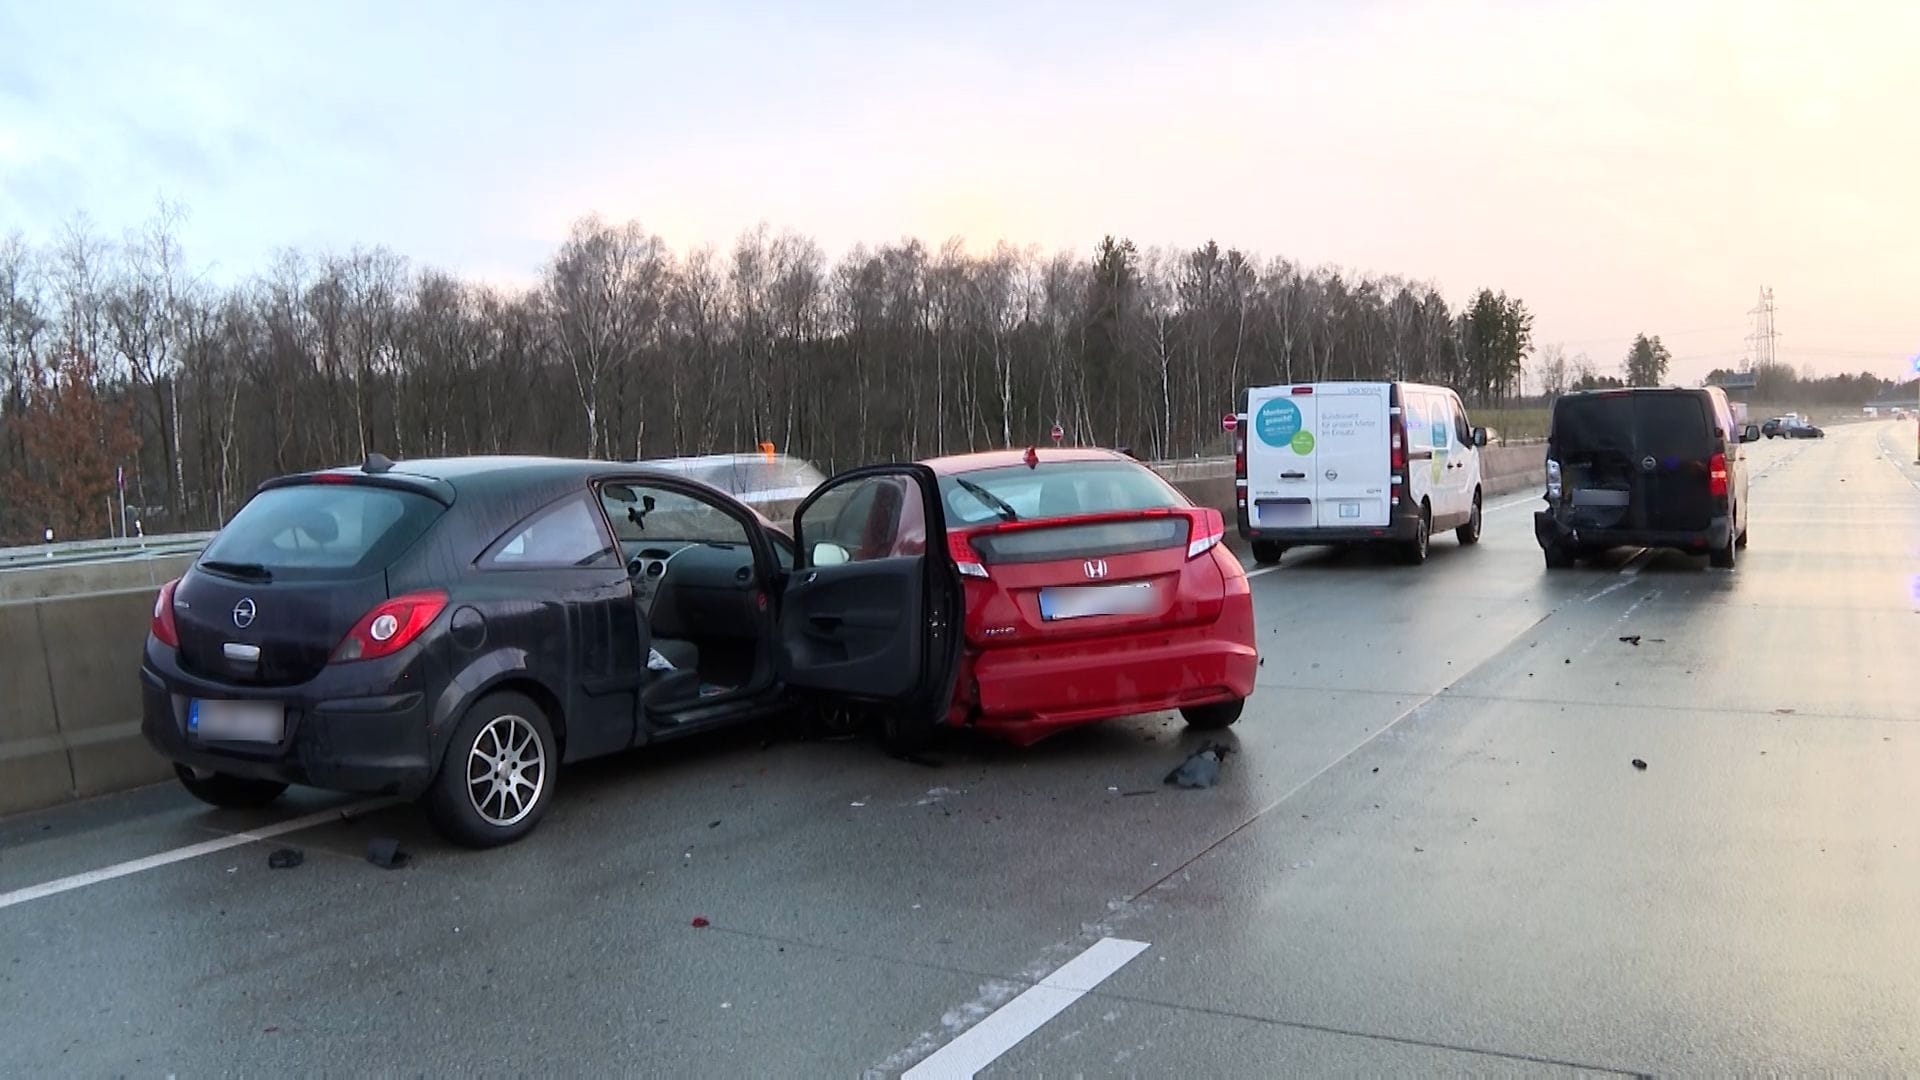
776,465 -> 962,742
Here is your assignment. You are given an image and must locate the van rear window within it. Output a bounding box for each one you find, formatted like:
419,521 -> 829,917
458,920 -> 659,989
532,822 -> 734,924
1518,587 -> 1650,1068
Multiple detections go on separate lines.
201,483 -> 443,580
1553,394 -> 1713,457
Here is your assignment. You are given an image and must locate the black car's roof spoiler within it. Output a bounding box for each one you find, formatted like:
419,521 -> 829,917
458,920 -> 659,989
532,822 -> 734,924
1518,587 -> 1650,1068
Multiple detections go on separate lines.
259,463 -> 456,506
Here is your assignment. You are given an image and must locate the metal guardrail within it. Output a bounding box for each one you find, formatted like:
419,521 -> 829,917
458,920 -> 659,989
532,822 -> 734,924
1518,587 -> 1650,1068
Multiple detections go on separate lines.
0,532 -> 214,571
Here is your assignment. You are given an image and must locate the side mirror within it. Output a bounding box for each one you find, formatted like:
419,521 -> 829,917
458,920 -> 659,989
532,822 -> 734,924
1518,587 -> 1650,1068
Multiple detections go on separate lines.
1741,424 -> 1761,443
1471,427 -> 1489,448
811,542 -> 851,567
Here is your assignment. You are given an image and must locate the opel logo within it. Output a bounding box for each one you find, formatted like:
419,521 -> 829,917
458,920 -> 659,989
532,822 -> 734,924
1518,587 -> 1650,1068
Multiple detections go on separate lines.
1640,456 -> 1657,473
232,597 -> 257,629
1083,559 -> 1109,580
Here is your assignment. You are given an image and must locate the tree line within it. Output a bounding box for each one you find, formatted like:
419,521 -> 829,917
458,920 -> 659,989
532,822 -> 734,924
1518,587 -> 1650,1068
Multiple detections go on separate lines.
0,208 -> 1537,543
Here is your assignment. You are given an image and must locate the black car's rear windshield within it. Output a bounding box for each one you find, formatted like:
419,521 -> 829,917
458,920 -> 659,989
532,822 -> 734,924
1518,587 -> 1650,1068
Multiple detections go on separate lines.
940,460 -> 1186,526
1552,393 -> 1716,458
200,482 -> 444,580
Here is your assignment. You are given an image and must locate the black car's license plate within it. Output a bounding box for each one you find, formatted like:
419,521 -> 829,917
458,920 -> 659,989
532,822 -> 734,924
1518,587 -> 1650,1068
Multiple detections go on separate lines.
189,700 -> 285,743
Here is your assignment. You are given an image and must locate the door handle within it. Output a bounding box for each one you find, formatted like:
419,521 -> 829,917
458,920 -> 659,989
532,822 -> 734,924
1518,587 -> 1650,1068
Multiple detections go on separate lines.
1280,471 -> 1307,480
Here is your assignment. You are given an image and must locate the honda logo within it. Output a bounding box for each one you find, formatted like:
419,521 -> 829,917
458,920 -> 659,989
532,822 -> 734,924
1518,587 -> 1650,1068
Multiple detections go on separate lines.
1083,559 -> 1109,580
232,597 -> 256,629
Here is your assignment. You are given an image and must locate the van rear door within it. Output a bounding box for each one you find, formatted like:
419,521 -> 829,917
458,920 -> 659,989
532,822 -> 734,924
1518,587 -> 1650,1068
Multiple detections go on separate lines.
1310,383 -> 1391,527
1245,385 -> 1319,530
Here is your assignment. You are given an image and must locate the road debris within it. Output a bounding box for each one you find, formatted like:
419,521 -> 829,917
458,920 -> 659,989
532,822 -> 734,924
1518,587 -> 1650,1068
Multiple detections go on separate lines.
1165,743 -> 1233,789
266,848 -> 304,870
690,916 -> 711,928
365,838 -> 412,870
1631,758 -> 1648,771
1619,635 -> 1641,646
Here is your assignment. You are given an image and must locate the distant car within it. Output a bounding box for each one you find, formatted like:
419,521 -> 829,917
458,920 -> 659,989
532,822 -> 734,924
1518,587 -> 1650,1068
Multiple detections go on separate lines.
1536,386 -> 1758,569
1784,420 -> 1825,439
636,452 -> 826,508
1761,417 -> 1788,438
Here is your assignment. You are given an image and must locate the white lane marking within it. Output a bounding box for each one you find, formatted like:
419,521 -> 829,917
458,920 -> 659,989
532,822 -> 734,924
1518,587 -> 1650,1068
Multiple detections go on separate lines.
902,937 -> 1150,1080
1584,579 -> 1630,603
1246,564 -> 1282,579
1486,494 -> 1539,513
0,797 -> 397,911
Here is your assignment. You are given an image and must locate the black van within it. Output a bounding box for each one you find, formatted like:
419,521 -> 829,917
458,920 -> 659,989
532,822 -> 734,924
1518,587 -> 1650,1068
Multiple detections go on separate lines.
1535,387 -> 1760,569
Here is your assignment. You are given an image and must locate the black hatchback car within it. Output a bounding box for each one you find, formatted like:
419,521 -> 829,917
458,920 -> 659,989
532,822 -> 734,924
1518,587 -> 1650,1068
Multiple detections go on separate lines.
142,456 -> 961,846
1535,387 -> 1760,570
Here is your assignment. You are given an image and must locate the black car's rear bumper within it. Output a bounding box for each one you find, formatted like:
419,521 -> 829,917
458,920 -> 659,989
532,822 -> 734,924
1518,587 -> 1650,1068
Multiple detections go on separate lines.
1533,511 -> 1733,555
141,645 -> 437,797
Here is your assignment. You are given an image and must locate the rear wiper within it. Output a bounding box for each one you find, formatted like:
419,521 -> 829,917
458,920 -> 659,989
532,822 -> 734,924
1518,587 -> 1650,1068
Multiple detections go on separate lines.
953,477 -> 1019,523
199,560 -> 274,583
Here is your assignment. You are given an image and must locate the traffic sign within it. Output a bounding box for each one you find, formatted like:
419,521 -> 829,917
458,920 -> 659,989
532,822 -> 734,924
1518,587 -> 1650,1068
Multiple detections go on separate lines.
1221,413 -> 1238,433
1049,422 -> 1064,445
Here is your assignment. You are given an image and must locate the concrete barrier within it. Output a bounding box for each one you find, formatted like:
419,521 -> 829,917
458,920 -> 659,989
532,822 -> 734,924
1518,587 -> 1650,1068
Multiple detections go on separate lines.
0,451 -> 1548,818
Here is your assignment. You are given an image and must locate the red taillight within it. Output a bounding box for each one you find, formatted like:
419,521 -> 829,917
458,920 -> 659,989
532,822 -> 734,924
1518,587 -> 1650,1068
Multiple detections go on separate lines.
1390,412 -> 1407,473
1291,385 -> 1314,395
1233,425 -> 1247,479
947,531 -> 988,579
331,590 -> 448,663
151,579 -> 180,648
1708,452 -> 1728,498
1185,508 -> 1225,559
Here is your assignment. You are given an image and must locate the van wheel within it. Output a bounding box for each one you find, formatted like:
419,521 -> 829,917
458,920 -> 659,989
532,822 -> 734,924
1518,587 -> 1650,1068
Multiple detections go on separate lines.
1710,534 -> 1737,570
425,691 -> 557,849
1251,540 -> 1287,565
1456,489 -> 1483,545
1401,502 -> 1431,565
174,765 -> 288,809
1181,699 -> 1243,730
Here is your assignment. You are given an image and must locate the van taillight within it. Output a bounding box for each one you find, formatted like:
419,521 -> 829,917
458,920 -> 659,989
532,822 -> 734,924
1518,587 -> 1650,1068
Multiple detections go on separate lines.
1233,425 -> 1246,479
151,579 -> 180,648
1390,414 -> 1407,473
331,590 -> 448,663
1708,452 -> 1728,498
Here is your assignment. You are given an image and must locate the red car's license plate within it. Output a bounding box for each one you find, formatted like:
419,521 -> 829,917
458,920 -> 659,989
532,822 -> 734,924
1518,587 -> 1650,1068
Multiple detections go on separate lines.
1038,583 -> 1155,621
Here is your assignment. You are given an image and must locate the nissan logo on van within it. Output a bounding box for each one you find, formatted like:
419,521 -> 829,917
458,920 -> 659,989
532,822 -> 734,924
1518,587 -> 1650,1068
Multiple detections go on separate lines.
1640,456 -> 1657,472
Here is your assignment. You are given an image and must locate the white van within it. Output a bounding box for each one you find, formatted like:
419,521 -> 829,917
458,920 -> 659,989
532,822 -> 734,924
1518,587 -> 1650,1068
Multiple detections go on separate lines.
1233,381 -> 1488,565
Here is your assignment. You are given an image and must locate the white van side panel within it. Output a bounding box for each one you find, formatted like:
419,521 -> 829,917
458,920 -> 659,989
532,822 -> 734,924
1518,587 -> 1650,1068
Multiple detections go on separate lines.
1245,385 -> 1319,529
1312,384 -> 1390,527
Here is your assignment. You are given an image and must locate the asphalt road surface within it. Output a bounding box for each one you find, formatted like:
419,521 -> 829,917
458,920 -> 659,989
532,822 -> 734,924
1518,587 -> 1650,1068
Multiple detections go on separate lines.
4,422 -> 1917,1076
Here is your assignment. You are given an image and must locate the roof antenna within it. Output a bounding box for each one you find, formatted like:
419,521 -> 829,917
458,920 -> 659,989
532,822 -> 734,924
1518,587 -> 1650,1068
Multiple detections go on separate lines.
363,452 -> 395,475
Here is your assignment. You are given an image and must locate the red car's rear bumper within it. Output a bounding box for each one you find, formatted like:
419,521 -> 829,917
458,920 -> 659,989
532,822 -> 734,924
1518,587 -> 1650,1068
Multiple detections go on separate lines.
947,593 -> 1258,745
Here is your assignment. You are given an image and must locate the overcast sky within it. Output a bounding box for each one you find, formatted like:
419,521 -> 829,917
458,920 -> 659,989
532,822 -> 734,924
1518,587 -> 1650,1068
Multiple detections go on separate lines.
3,0 -> 1915,384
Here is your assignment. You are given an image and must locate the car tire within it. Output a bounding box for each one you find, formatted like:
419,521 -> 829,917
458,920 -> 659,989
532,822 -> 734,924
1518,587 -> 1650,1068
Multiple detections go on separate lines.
1543,543 -> 1576,569
425,691 -> 557,849
1456,489 -> 1483,545
1710,534 -> 1737,570
1402,502 -> 1431,565
1181,699 -> 1244,730
1251,540 -> 1287,566
174,765 -> 288,809
880,707 -> 935,756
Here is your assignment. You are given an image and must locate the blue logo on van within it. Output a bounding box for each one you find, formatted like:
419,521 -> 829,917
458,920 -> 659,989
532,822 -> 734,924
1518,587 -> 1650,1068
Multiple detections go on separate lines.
1256,398 -> 1302,448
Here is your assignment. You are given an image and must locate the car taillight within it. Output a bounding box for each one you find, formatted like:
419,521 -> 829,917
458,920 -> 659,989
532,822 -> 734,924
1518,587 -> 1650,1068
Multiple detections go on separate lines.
151,578 -> 180,648
1185,508 -> 1225,559
947,531 -> 988,579
1708,452 -> 1728,498
1546,459 -> 1563,500
331,590 -> 448,663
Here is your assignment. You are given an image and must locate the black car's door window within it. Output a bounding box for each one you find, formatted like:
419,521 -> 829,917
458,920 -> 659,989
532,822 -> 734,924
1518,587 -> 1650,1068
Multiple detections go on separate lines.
481,494 -> 616,569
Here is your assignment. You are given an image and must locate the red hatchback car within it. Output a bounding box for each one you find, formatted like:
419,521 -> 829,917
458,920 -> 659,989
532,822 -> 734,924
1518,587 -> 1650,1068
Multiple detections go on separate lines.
828,448 -> 1259,745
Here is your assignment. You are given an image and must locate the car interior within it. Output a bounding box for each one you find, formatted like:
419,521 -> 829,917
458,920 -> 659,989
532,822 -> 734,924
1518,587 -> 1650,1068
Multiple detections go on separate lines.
596,482 -> 778,712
